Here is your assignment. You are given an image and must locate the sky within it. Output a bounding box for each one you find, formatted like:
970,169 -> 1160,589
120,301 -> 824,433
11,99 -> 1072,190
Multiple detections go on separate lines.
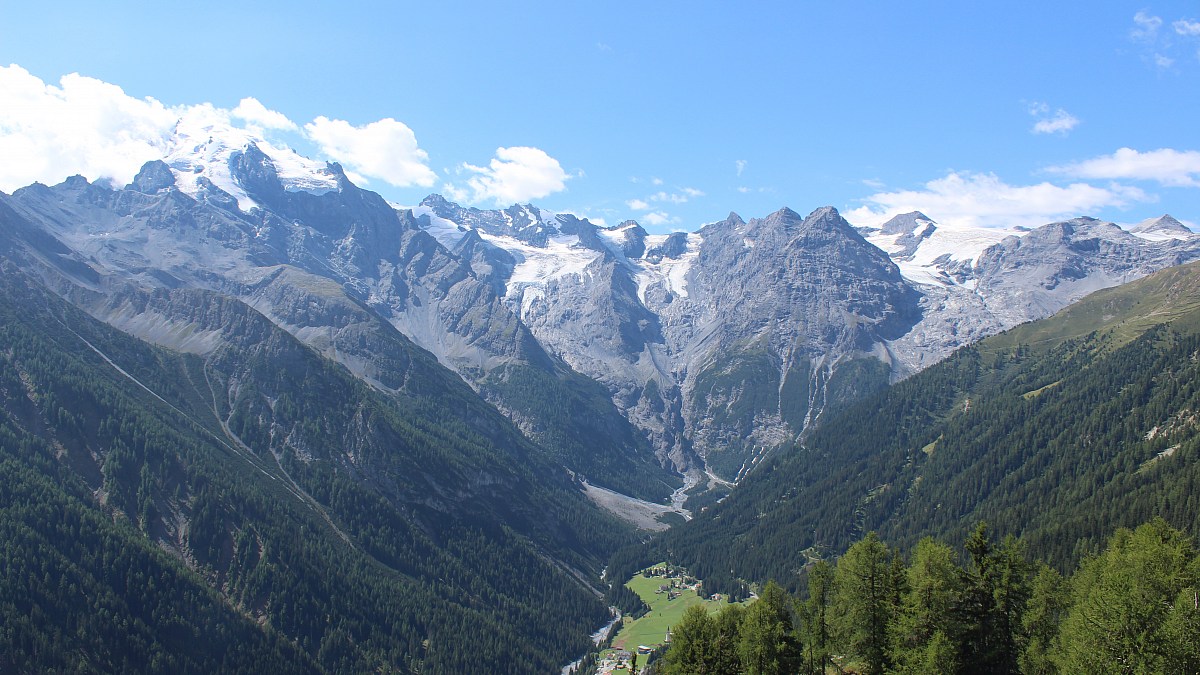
2,2 -> 1199,233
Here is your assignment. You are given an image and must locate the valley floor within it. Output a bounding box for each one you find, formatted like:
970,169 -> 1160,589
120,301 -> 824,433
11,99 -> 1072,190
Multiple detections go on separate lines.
582,481 -> 690,531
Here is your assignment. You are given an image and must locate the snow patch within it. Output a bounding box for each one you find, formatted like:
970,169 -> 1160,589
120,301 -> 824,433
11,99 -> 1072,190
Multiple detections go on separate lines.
495,232 -> 601,291
411,204 -> 470,249
635,233 -> 701,302
165,112 -> 338,213
868,223 -> 1016,287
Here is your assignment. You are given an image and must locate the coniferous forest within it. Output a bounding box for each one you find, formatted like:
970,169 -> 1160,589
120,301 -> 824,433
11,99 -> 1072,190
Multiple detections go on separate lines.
0,266 -> 629,673
649,263 -> 1200,598
658,519 -> 1200,675
5,205 -> 1200,672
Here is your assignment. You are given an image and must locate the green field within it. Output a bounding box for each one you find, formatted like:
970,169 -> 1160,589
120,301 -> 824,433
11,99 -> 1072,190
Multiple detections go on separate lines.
610,565 -> 742,652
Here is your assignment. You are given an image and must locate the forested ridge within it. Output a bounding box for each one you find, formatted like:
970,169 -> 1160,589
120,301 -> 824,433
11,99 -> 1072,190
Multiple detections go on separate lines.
0,265 -> 633,673
645,262 -> 1200,597
7,230 -> 1200,672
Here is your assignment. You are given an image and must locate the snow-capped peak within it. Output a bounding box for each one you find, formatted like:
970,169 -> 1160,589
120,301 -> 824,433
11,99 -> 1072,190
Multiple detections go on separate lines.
164,109 -> 339,212
867,214 -> 1017,288
1130,214 -> 1194,242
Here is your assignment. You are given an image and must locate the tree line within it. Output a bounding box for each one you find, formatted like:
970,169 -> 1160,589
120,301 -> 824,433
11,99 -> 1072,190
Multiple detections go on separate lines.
659,519 -> 1200,674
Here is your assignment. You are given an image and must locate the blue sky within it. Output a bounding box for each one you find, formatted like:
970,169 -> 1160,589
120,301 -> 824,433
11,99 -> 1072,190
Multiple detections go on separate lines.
2,2 -> 1199,232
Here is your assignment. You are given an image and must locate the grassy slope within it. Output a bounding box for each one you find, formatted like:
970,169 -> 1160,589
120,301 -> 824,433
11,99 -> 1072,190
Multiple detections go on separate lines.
610,567 -> 742,651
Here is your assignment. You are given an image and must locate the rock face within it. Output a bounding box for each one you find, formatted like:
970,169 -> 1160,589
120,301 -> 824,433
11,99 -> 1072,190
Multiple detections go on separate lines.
660,207 -> 922,477
0,137 -> 678,501
419,200 -> 925,478
3,118 -> 1198,488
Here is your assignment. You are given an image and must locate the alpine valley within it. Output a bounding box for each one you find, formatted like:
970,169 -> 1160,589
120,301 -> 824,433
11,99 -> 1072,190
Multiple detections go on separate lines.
2,117 -> 1200,673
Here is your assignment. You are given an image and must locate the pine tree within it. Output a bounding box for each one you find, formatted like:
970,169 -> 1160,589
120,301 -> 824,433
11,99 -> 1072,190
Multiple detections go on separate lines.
1054,518 -> 1200,673
831,532 -> 894,673
891,537 -> 963,674
799,560 -> 833,674
959,522 -> 1029,674
737,581 -> 799,674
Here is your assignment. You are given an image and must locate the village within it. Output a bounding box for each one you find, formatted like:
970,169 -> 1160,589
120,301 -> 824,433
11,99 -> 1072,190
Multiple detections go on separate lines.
592,564 -> 734,674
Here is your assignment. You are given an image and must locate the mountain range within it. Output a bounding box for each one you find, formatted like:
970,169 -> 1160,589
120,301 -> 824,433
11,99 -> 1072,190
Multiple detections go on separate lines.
649,259 -> 1200,597
1,117 -> 1198,671
6,118 -> 1198,491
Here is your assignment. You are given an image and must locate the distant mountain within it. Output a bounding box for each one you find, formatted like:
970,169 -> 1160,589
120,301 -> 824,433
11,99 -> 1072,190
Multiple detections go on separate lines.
1,141 -> 678,501
4,112 -> 1200,671
1132,214 -> 1194,240
653,260 -> 1200,592
418,194 -> 1200,484
4,115 -> 1199,496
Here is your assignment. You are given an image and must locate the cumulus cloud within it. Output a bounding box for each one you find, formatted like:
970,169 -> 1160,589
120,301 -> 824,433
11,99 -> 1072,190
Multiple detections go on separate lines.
1129,11 -> 1200,69
651,191 -> 688,204
846,171 -> 1148,230
641,211 -> 678,226
1031,108 -> 1080,135
232,97 -> 296,131
628,187 -> 705,208
305,116 -> 436,188
0,64 -> 177,192
1047,147 -> 1200,187
1174,18 -> 1200,36
736,159 -> 747,176
443,146 -> 570,205
1132,11 -> 1163,41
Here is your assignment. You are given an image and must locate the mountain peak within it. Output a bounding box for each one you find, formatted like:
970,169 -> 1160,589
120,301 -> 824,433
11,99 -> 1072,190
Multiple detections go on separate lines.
128,160 -> 176,194
1132,214 -> 1192,239
772,206 -> 805,221
163,113 -> 339,212
879,211 -> 935,236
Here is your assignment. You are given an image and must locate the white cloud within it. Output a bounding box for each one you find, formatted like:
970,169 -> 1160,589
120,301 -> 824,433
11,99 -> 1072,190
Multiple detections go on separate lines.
1048,147 -> 1200,187
1174,19 -> 1200,36
651,177 -> 664,186
1132,11 -> 1162,41
846,171 -> 1149,230
681,187 -> 705,198
627,198 -> 651,210
736,159 -> 747,176
0,65 -> 440,195
0,64 -> 177,192
641,211 -> 677,226
651,191 -> 688,204
443,146 -> 570,205
232,97 -> 296,131
305,116 -> 436,188
1129,12 -> 1200,68
1032,108 -> 1080,135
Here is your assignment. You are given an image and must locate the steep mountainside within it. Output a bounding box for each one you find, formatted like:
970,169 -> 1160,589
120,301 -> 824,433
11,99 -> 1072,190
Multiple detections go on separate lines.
652,261 -> 1200,592
0,148 -> 679,501
419,195 -> 1200,484
0,264 -> 632,673
4,115 -> 1199,494
419,199 -> 927,480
